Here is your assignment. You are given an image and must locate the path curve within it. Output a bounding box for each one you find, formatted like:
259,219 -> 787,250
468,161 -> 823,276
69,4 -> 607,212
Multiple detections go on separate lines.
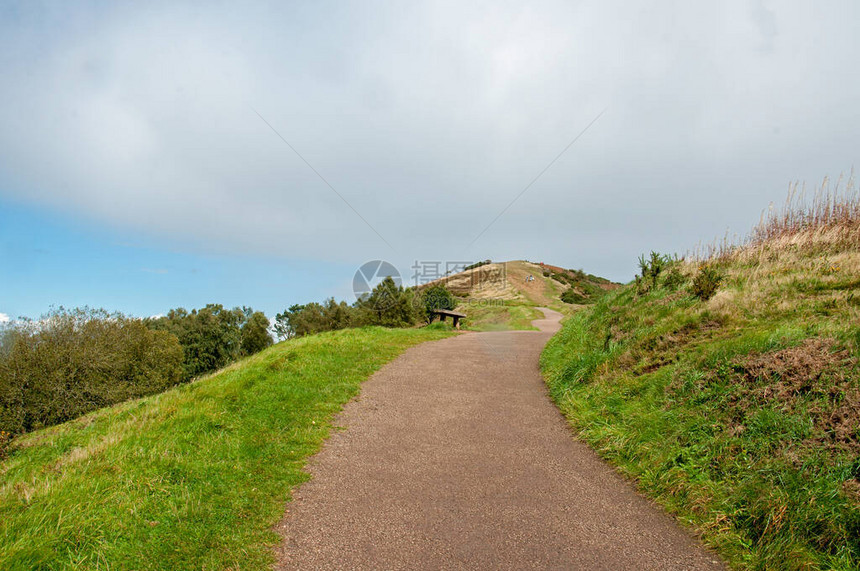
275,309 -> 724,570
531,306 -> 564,333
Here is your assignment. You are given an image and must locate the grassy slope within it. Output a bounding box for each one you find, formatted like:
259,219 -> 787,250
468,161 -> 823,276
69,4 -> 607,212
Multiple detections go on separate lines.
454,261 -> 582,330
0,326 -> 454,570
419,259 -> 613,329
541,236 -> 860,569
462,301 -> 543,332
503,261 -> 565,307
537,263 -> 618,307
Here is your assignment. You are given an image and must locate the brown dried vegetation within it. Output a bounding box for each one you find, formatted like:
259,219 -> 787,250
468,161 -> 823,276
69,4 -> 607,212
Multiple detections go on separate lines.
691,172 -> 860,262
734,339 -> 859,453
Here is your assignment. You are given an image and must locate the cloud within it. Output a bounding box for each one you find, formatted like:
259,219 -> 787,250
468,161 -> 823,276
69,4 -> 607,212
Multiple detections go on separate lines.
1,1 -> 859,281
0,313 -> 10,324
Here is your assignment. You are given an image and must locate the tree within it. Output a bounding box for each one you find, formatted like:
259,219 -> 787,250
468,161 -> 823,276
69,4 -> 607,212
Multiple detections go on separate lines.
241,311 -> 273,355
322,298 -> 354,330
274,304 -> 305,340
275,300 -> 356,338
288,302 -> 326,337
1,307 -> 183,434
356,277 -> 420,327
420,285 -> 457,323
147,304 -> 245,379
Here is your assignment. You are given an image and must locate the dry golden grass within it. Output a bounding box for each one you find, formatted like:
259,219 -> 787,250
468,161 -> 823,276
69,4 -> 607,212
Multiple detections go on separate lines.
419,260 -> 578,311
419,263 -> 521,300
691,172 -> 860,263
679,173 -> 860,324
751,173 -> 860,247
690,251 -> 860,326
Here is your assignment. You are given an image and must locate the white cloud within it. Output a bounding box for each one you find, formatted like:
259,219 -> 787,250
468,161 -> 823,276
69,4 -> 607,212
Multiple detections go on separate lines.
1,1 -> 859,280
0,313 -> 10,324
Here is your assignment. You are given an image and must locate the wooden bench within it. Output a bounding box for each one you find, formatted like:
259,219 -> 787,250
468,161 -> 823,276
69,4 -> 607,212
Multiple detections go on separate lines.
431,309 -> 466,329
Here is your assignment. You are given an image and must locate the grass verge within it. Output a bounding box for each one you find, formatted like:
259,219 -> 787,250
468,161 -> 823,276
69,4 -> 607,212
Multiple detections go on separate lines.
541,243 -> 860,569
462,301 -> 543,331
0,326 -> 454,570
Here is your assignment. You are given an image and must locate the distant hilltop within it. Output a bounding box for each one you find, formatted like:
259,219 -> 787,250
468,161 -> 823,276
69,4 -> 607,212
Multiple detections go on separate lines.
419,260 -> 619,307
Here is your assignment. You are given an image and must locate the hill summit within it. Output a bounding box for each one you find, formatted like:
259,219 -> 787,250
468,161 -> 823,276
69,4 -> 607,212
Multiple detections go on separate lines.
419,260 -> 618,308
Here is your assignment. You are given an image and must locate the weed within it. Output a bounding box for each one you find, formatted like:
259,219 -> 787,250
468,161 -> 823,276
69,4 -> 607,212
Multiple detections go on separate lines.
424,321 -> 454,331
561,289 -> 589,304
691,266 -> 724,301
0,430 -> 9,461
662,265 -> 687,291
636,252 -> 676,295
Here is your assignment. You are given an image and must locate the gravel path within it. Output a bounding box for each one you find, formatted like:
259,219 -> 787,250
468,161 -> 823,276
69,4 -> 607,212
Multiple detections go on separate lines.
275,308 -> 724,570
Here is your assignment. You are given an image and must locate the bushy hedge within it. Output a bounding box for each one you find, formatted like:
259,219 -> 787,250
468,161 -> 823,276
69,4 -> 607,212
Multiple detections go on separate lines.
274,278 -> 449,338
555,269 -> 608,305
275,299 -> 355,339
560,288 -> 589,304
355,276 -> 421,327
0,308 -> 184,434
422,285 -> 457,323
146,304 -> 273,380
0,304 -> 275,437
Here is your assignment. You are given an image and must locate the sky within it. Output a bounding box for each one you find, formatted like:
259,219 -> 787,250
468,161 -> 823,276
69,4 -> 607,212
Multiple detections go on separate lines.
1,0 -> 858,320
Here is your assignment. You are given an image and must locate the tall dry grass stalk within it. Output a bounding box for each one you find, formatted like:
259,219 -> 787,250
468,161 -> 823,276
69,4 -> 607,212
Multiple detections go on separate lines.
690,172 -> 860,263
751,171 -> 859,246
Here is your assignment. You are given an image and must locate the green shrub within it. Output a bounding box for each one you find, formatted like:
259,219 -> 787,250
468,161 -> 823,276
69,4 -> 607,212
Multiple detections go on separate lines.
464,259 -> 491,271
561,288 -> 589,304
276,280 -> 426,339
147,304 -> 272,378
555,269 -> 610,305
691,265 -> 724,300
276,299 -> 356,338
661,265 -> 687,291
355,277 -> 420,327
634,253 -> 687,295
0,308 -> 184,435
421,285 -> 457,323
241,311 -> 274,355
0,429 -> 10,460
551,271 -> 576,287
638,252 -> 671,288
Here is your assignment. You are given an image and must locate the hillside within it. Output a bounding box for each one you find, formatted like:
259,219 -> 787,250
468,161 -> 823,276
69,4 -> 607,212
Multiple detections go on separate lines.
420,260 -> 618,330
0,326 -> 454,569
541,190 -> 860,569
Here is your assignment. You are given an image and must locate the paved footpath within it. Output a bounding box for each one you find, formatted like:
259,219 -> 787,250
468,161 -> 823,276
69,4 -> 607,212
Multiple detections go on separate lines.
275,308 -> 725,570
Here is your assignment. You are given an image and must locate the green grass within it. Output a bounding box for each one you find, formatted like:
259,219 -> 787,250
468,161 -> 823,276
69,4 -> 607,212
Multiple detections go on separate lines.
541,250 -> 860,570
0,326 -> 454,570
461,301 -> 543,331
